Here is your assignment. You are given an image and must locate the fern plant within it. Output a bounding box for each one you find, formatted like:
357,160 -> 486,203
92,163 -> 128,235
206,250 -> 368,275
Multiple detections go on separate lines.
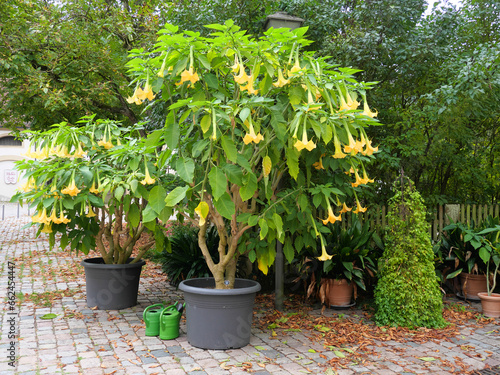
374,177 -> 447,329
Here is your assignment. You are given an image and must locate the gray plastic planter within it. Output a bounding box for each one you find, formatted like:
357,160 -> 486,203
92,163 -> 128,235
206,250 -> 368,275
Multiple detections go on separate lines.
179,278 -> 261,349
81,257 -> 145,310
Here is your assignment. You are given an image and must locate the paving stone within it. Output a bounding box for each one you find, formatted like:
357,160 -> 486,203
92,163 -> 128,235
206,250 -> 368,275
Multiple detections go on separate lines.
2,217 -> 500,375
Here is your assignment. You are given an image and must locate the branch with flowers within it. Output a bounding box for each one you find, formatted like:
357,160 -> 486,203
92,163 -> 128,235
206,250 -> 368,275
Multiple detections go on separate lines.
125,21 -> 381,289
12,115 -> 172,264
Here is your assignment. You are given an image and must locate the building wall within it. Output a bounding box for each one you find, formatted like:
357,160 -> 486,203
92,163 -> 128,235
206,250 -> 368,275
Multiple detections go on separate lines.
0,128 -> 30,201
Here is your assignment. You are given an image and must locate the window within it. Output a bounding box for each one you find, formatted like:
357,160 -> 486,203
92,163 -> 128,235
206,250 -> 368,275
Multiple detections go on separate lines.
0,136 -> 22,146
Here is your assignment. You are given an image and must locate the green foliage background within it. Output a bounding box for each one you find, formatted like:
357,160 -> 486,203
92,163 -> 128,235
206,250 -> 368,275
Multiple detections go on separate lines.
1,0 -> 499,204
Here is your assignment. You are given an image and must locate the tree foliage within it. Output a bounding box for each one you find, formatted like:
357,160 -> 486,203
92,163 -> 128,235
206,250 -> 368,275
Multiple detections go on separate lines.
0,0 -> 161,130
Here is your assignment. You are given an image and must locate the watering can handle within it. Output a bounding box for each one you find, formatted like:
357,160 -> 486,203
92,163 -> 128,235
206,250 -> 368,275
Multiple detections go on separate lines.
143,303 -> 165,323
160,304 -> 177,317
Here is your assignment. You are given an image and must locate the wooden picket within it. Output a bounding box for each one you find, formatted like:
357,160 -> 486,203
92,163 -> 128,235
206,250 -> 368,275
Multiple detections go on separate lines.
347,204 -> 500,242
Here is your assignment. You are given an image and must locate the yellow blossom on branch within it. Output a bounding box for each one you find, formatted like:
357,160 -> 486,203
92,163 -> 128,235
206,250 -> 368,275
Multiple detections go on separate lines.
61,178 -> 81,197
243,120 -> 263,145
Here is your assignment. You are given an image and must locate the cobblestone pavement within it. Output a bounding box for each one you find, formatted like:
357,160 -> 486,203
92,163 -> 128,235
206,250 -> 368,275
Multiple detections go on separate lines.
0,217 -> 499,375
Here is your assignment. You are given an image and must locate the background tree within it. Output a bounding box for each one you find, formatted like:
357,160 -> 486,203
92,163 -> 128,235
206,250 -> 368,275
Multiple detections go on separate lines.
0,0 -> 161,131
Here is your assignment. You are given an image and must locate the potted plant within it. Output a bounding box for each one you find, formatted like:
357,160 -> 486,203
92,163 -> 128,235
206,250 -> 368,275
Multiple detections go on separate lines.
126,21 -> 380,348
316,216 -> 377,307
475,221 -> 500,317
11,116 -> 169,309
439,219 -> 492,300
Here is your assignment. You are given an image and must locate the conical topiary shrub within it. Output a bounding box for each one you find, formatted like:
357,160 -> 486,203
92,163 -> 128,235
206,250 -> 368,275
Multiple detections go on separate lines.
374,177 -> 446,328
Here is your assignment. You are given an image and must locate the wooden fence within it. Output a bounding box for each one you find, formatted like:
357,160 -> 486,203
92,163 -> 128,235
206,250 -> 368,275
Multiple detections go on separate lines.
350,204 -> 500,242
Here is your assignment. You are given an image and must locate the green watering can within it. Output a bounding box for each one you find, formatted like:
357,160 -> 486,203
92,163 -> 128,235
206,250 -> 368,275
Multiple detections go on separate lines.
159,303 -> 184,340
143,303 -> 164,336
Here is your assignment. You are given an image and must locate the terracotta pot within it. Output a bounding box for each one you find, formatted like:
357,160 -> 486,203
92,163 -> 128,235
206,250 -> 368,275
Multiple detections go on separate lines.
478,293 -> 500,318
325,278 -> 353,307
459,273 -> 487,300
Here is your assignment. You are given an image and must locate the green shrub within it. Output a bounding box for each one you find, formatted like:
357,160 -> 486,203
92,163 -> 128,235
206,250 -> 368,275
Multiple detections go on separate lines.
374,179 -> 447,329
154,223 -> 219,287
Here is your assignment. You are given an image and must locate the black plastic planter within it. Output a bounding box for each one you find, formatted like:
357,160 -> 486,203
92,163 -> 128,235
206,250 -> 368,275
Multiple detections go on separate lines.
179,278 -> 261,349
81,257 -> 145,310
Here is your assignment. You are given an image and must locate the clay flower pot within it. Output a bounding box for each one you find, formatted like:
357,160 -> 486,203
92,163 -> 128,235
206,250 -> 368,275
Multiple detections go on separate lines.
478,292 -> 500,318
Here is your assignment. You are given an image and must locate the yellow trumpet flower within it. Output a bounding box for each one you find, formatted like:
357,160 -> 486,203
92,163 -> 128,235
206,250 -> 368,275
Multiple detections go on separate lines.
61,178 -> 81,197
273,68 -> 290,88
140,164 -> 156,185
234,65 -> 249,84
178,67 -> 200,85
339,203 -> 352,214
351,168 -> 364,187
317,242 -> 333,261
353,198 -> 367,214
89,180 -> 100,194
332,131 -> 347,159
55,212 -> 70,224
48,208 -> 58,223
32,208 -> 49,224
313,158 -> 324,170
322,204 -> 341,225
243,120 -> 264,145
86,205 -> 97,218
97,136 -> 114,150
294,127 -> 316,152
361,92 -> 378,118
40,224 -> 53,234
72,143 -> 87,159
239,74 -> 259,95
126,86 -> 144,105
137,81 -> 155,101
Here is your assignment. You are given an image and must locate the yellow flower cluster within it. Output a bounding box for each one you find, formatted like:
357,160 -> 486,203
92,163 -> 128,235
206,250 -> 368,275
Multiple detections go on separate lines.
126,82 -> 155,105
32,207 -> 71,226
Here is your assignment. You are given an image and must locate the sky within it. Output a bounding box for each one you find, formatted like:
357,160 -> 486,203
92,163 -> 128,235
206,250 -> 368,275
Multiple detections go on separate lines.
425,0 -> 463,15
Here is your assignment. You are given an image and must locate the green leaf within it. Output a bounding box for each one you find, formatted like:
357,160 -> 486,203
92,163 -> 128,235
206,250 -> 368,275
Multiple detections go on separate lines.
479,246 -> 491,264
213,192 -> 235,220
164,111 -> 180,150
176,157 -> 195,183
165,186 -> 189,206
145,129 -> 163,149
128,203 -> 140,227
114,185 -> 125,201
283,238 -> 295,264
334,351 -> 345,358
239,173 -> 258,201
273,213 -> 284,241
142,204 -> 157,223
224,164 -> 243,186
149,185 -> 167,215
286,147 -> 299,180
200,114 -> 211,133
221,135 -> 238,163
40,313 -> 57,320
209,166 -> 227,200
239,107 -> 251,122
419,357 -> 437,362
259,218 -> 269,240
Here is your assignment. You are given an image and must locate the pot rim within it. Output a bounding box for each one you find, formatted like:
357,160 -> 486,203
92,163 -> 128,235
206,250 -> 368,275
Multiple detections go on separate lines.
477,292 -> 500,298
179,277 -> 261,296
81,257 -> 146,269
